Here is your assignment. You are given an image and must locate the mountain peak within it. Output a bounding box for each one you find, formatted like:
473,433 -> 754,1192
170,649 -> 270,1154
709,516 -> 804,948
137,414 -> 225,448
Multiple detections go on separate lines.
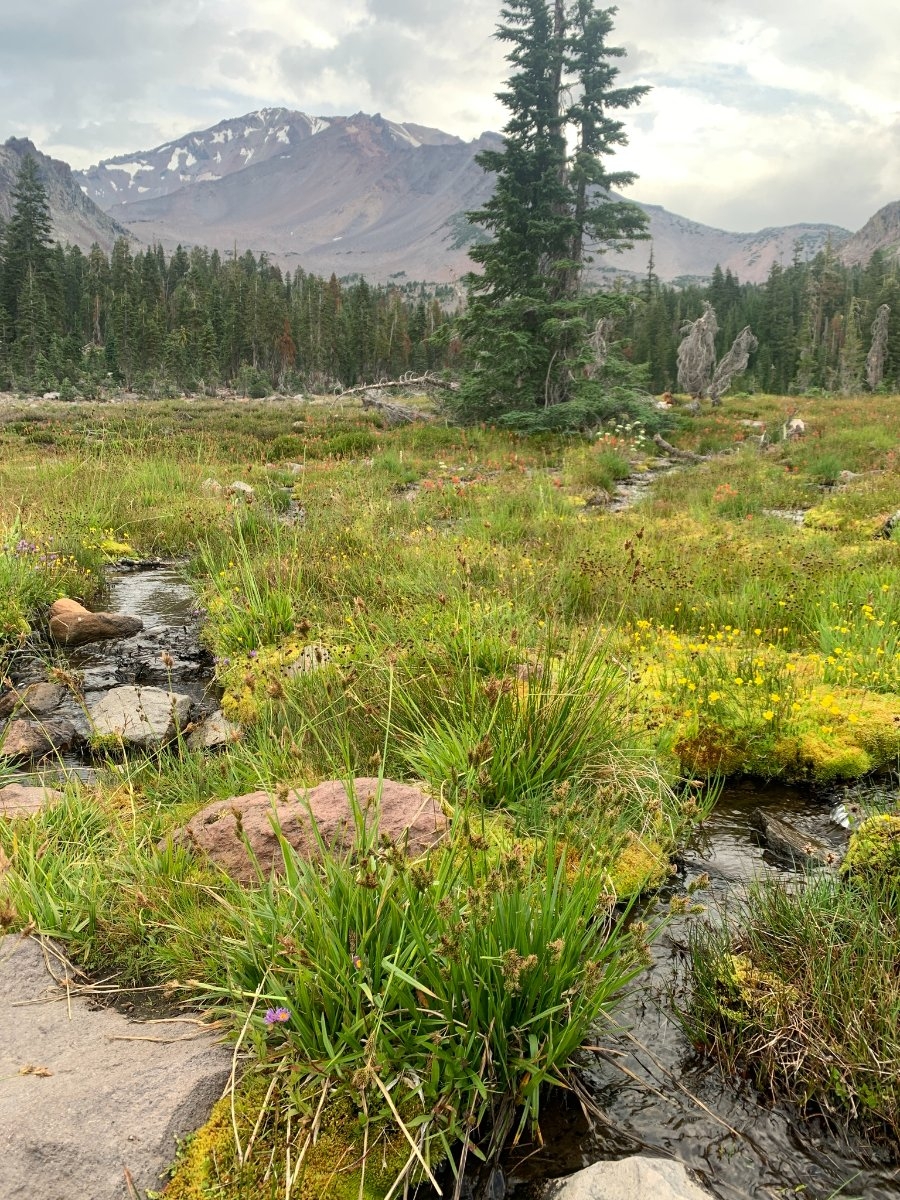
840,200 -> 900,267
1,136 -> 129,251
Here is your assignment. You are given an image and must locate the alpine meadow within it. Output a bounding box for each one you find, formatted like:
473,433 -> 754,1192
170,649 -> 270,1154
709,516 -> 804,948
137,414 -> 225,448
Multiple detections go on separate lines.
1,4 -> 899,1200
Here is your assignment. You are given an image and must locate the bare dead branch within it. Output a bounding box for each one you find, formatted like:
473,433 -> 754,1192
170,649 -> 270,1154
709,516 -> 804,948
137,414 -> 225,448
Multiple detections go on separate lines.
709,326 -> 759,405
866,304 -> 891,391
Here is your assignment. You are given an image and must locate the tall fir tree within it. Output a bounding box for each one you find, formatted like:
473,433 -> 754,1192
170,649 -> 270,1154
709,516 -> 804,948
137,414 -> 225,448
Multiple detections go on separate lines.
0,155 -> 59,375
457,0 -> 649,426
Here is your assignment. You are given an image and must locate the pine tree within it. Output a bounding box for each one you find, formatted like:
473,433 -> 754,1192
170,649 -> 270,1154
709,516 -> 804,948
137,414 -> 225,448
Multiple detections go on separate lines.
0,156 -> 58,375
456,0 -> 648,426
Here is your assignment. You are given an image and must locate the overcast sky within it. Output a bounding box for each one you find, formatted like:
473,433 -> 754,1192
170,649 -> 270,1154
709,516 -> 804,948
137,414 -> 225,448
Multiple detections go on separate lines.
2,0 -> 897,232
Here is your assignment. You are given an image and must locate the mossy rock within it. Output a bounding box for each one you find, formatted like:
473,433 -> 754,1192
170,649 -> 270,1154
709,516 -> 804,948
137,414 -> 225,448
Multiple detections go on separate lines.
673,723 -> 744,775
840,814 -> 900,889
219,639 -> 337,725
163,1075 -> 415,1200
803,507 -> 843,531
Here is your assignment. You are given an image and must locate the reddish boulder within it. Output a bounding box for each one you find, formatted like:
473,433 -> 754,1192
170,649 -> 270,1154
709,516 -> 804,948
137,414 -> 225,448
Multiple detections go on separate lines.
0,783 -> 66,818
48,598 -> 143,647
169,777 -> 446,883
0,682 -> 65,720
0,718 -> 79,763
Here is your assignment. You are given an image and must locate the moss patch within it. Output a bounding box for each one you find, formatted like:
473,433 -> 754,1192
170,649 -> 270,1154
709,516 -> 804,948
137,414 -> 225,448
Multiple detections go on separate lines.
163,1075 -> 414,1200
841,814 -> 900,890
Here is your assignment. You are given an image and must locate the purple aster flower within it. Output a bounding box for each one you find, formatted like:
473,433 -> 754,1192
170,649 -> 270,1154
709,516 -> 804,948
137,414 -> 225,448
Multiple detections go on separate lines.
263,1006 -> 291,1026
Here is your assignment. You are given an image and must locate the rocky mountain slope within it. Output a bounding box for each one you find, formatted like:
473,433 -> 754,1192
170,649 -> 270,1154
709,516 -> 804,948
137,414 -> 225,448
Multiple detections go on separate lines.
75,108 -> 853,285
77,111 -> 498,283
838,200 -> 900,267
0,137 -> 129,252
6,110 -> 879,284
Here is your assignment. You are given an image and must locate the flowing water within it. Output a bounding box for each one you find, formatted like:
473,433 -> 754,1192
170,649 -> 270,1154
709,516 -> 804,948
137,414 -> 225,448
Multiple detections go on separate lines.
501,781 -> 900,1199
5,561 -> 216,785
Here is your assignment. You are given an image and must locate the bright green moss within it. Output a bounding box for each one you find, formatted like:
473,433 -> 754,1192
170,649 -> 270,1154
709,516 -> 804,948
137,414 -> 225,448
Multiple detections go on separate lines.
841,814 -> 900,889
163,1075 -> 415,1200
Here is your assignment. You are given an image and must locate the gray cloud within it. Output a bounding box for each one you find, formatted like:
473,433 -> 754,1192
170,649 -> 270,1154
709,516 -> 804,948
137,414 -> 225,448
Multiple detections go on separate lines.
1,0 -> 897,231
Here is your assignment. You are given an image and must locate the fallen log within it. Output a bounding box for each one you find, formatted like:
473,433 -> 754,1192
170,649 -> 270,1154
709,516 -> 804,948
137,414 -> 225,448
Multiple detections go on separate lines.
750,810 -> 841,870
652,433 -> 709,462
336,372 -> 459,399
360,391 -> 436,427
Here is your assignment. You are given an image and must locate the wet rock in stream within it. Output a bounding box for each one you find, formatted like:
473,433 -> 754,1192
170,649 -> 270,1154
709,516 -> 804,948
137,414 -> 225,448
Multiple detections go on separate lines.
0,716 -> 80,763
750,809 -> 841,869
48,598 -> 144,647
89,685 -> 193,749
0,682 -> 65,719
543,1157 -> 713,1200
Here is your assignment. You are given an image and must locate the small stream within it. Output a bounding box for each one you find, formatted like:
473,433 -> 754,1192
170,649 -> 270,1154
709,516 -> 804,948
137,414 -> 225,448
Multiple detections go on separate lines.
5,562 -> 216,786
502,781 -> 900,1200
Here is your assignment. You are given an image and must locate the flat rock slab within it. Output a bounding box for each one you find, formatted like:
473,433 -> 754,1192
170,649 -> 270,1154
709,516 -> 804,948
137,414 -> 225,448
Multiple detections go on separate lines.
0,783 -> 66,818
0,935 -> 231,1200
544,1157 -> 713,1200
89,686 -> 193,748
171,776 -> 447,883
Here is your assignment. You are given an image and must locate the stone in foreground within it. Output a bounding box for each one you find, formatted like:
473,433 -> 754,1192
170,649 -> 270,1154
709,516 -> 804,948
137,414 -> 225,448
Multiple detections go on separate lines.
89,685 -> 192,748
0,935 -> 231,1200
0,717 -> 78,762
48,598 -> 143,647
543,1157 -> 713,1200
0,783 -> 65,819
171,776 -> 446,883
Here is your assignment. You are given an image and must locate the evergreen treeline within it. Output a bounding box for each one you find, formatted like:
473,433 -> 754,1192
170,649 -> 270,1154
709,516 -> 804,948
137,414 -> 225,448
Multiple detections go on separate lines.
627,248 -> 900,395
0,157 -> 456,397
2,155 -> 900,402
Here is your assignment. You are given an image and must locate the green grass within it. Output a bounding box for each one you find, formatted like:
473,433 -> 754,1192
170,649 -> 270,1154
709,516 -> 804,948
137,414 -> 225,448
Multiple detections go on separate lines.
683,864 -> 900,1143
0,390 -> 899,1188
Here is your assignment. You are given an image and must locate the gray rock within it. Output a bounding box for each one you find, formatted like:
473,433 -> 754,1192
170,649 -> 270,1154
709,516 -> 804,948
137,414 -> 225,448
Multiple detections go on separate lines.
201,477 -> 223,495
227,480 -> 255,497
0,783 -> 66,818
544,1157 -> 712,1200
0,683 -> 65,719
186,710 -> 241,751
42,391 -> 61,400
0,935 -> 231,1200
89,686 -> 192,748
0,717 -> 79,762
